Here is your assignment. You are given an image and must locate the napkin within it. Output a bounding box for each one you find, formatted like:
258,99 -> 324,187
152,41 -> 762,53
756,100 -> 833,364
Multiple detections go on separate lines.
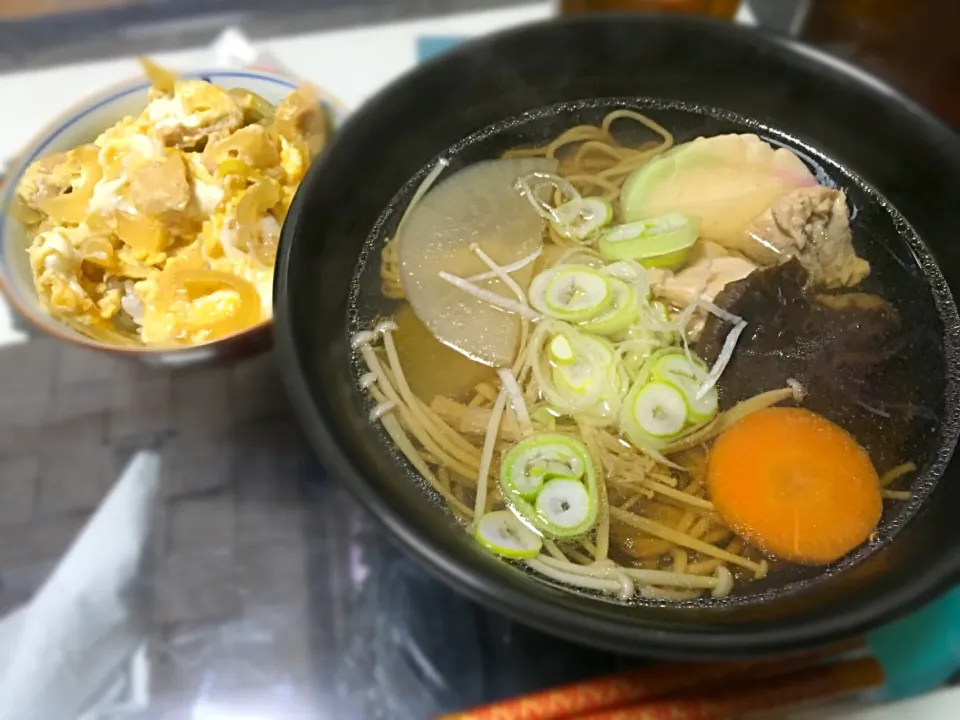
0,451 -> 161,720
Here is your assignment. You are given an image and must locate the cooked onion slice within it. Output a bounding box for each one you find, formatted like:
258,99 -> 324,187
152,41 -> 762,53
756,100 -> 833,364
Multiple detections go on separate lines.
154,268 -> 261,340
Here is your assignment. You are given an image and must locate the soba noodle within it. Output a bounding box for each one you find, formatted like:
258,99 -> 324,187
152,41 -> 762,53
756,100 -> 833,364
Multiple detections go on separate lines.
356,107 -> 908,603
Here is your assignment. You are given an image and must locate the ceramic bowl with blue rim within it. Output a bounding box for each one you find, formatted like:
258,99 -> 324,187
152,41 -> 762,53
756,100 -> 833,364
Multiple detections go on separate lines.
0,69 -> 348,366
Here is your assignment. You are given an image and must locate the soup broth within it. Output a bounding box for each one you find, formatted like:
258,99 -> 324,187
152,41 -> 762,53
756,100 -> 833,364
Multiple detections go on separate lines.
347,99 -> 955,605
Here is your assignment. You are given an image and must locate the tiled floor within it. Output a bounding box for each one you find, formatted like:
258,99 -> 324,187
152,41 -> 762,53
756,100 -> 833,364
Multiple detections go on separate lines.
0,334 -> 323,712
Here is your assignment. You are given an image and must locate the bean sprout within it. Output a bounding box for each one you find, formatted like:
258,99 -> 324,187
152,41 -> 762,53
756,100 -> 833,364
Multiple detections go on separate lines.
466,248 -> 542,282
438,271 -> 542,321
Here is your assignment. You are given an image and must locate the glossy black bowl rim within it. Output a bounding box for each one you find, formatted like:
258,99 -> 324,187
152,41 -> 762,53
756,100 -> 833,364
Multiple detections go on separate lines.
274,15 -> 960,657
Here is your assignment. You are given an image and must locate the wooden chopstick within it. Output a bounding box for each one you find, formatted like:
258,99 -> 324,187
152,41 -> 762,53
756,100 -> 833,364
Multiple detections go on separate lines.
436,638 -> 866,720
570,656 -> 884,720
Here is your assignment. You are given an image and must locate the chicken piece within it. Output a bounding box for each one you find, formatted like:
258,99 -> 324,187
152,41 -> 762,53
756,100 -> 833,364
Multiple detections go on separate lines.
274,86 -> 327,156
147,80 -> 243,150
127,151 -> 191,217
743,186 -> 869,289
121,151 -> 200,249
651,255 -> 757,309
649,247 -> 757,338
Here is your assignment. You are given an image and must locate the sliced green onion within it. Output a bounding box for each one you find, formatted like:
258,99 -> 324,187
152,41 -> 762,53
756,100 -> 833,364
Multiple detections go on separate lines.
500,433 -> 598,538
474,510 -> 542,559
535,478 -> 593,534
530,324 -> 604,416
551,197 -> 614,241
650,300 -> 669,323
584,334 -> 617,365
529,266 -> 613,322
620,381 -> 687,448
530,404 -> 558,431
580,278 -> 639,336
652,353 -> 718,424
619,347 -> 693,449
618,338 -> 660,380
548,333 -> 626,425
635,298 -> 676,336
549,335 -> 576,365
602,259 -> 648,284
628,381 -> 687,439
554,360 -> 595,394
530,323 -> 625,424
598,213 -> 699,268
501,433 -> 586,499
552,335 -> 616,397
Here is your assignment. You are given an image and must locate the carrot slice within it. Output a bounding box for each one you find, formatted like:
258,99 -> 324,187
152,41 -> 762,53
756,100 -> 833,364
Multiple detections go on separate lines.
706,407 -> 881,565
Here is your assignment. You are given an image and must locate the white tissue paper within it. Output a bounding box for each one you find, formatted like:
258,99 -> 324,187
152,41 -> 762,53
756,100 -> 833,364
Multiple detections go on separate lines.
212,27 -> 292,76
0,451 -> 161,720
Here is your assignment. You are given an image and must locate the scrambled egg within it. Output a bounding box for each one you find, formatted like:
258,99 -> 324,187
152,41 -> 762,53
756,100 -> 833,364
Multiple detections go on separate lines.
15,70 -> 329,346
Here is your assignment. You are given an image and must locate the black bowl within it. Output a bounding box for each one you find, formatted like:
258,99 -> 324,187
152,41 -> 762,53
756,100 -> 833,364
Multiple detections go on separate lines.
275,15 -> 960,657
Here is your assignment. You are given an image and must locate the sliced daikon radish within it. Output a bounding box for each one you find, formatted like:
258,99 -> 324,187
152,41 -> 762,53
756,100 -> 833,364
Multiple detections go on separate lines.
398,157 -> 557,367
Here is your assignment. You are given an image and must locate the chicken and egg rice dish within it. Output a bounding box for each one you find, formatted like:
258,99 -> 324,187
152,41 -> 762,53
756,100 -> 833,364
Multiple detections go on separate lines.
12,62 -> 331,347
